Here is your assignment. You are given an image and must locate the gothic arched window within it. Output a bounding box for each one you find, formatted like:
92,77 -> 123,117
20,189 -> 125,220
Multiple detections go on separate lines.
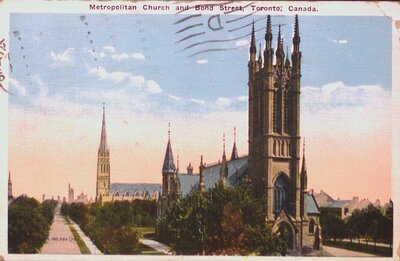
274,174 -> 289,214
309,218 -> 315,234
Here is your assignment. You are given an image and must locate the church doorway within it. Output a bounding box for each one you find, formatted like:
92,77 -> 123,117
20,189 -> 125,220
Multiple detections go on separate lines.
277,222 -> 294,250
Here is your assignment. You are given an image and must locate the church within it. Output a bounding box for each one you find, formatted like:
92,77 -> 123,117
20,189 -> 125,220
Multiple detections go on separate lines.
158,15 -> 321,250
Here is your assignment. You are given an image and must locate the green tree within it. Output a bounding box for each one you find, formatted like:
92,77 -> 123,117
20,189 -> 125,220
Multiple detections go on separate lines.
158,184 -> 285,255
8,196 -> 54,253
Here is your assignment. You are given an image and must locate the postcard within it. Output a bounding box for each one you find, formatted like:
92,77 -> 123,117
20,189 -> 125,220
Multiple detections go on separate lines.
0,1 -> 399,260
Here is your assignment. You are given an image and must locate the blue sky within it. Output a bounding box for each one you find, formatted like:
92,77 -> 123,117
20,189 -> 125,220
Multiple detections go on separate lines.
8,14 -> 391,114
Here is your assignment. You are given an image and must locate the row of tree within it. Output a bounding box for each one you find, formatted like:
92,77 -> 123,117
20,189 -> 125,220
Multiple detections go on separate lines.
320,203 -> 393,248
61,199 -> 157,254
157,184 -> 286,255
8,196 -> 57,253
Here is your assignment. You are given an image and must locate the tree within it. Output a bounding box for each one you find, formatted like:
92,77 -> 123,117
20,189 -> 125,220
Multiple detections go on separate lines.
158,184 -> 285,255
8,196 -> 54,253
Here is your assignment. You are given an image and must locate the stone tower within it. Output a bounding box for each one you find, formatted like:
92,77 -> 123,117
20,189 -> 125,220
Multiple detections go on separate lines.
8,171 -> 13,200
248,15 -> 302,248
96,104 -> 110,202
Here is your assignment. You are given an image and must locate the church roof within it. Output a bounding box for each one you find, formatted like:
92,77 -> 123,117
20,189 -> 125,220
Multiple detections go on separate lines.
321,200 -> 351,209
162,139 -> 176,174
172,156 -> 248,197
177,174 -> 199,196
306,193 -> 320,215
109,183 -> 161,197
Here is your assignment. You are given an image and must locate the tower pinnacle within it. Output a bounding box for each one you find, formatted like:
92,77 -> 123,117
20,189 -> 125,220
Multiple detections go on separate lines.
99,103 -> 109,154
231,127 -> 239,161
250,20 -> 256,54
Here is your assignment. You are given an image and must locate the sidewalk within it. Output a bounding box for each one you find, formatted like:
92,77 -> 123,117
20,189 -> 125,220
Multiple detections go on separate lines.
68,220 -> 102,255
322,245 -> 377,257
40,205 -> 80,254
140,238 -> 171,255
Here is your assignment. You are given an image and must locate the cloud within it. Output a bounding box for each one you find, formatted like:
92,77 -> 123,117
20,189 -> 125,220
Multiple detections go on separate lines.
131,53 -> 146,60
215,97 -> 232,108
237,96 -> 248,102
103,45 -> 116,53
88,66 -> 129,83
9,78 -> 26,96
235,39 -> 249,47
111,53 -> 130,61
50,48 -> 74,67
301,81 -> 387,109
111,52 -> 146,61
196,59 -> 208,64
145,80 -> 162,94
87,66 -> 162,95
168,94 -> 181,101
189,98 -> 206,105
88,49 -> 105,59
328,38 -> 348,45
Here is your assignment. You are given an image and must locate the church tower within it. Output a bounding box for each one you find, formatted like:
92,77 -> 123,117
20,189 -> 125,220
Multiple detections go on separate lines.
219,133 -> 228,188
8,171 -> 13,200
248,15 -> 302,248
96,104 -> 110,202
160,124 -> 181,216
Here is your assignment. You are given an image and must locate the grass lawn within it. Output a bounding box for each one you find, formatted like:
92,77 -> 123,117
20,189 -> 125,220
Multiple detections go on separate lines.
65,217 -> 91,254
135,227 -> 156,238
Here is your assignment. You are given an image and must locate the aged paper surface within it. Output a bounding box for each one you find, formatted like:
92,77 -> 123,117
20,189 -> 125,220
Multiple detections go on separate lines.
0,1 -> 399,260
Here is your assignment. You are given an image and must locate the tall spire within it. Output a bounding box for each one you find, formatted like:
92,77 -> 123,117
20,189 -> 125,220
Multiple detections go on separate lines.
220,133 -> 228,188
162,123 -> 176,174
250,20 -> 256,54
231,127 -> 239,160
99,103 -> 109,153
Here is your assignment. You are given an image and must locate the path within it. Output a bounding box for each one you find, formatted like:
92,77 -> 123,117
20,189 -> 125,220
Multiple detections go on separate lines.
322,245 -> 377,257
40,204 -> 80,254
140,238 -> 171,255
68,219 -> 102,254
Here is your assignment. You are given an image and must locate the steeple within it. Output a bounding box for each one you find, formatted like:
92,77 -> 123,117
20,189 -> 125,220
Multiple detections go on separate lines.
199,155 -> 205,192
219,133 -> 228,188
96,103 -> 111,203
162,123 -> 176,174
250,20 -> 256,54
231,127 -> 239,160
99,103 -> 109,154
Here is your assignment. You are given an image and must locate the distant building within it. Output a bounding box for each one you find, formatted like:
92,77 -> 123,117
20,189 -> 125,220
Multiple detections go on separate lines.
68,183 -> 74,203
314,190 -> 372,219
8,171 -> 13,201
